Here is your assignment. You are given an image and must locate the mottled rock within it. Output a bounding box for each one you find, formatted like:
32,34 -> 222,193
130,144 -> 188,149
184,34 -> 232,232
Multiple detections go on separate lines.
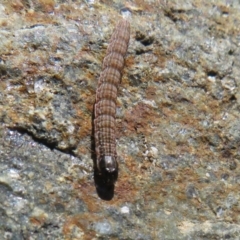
0,0 -> 240,239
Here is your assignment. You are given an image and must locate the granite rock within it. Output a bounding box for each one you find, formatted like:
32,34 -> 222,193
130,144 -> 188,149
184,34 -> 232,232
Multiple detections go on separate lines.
0,0 -> 240,239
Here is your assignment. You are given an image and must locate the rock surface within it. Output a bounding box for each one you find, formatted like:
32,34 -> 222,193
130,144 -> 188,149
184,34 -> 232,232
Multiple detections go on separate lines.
0,0 -> 240,239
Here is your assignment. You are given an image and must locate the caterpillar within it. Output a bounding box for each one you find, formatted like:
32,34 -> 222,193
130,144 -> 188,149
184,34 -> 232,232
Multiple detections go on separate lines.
94,19 -> 130,183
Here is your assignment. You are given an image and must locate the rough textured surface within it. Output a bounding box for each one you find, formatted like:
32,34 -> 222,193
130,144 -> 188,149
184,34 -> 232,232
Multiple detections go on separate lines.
0,0 -> 240,239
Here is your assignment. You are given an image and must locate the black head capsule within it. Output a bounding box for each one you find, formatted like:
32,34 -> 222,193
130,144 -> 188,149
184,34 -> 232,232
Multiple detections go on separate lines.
98,155 -> 118,173
97,155 -> 118,184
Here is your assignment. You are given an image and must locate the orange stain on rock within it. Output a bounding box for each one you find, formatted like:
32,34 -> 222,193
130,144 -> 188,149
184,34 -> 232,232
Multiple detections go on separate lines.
63,213 -> 97,240
38,0 -> 55,12
74,182 -> 102,213
123,102 -> 158,136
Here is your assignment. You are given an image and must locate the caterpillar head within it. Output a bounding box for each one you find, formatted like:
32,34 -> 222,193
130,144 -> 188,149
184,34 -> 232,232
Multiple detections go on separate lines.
98,155 -> 118,173
97,155 -> 118,184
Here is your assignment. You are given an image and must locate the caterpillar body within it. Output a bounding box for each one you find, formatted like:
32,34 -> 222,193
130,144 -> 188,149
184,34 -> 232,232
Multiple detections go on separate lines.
94,19 -> 130,183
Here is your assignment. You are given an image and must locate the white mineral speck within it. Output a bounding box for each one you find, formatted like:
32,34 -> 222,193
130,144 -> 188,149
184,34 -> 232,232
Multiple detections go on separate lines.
121,8 -> 132,18
67,124 -> 75,134
94,221 -> 112,234
88,0 -> 95,4
121,206 -> 130,214
13,197 -> 27,211
7,169 -> 20,179
34,78 -> 45,93
142,99 -> 157,108
149,146 -> 158,158
207,75 -> 216,82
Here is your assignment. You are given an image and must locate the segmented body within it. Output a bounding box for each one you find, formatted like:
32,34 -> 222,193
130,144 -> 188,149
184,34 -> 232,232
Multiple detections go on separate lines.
94,20 -> 130,177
